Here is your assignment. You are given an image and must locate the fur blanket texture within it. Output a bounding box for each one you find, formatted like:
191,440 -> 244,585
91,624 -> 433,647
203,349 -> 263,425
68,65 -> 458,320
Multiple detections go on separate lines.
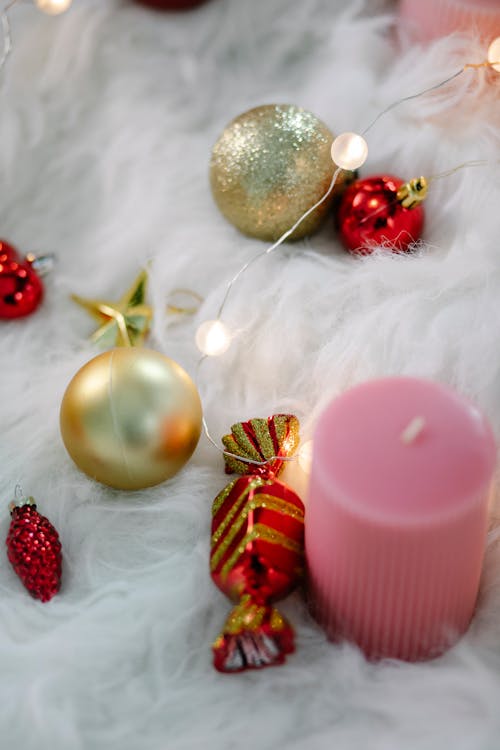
1,1 -> 500,748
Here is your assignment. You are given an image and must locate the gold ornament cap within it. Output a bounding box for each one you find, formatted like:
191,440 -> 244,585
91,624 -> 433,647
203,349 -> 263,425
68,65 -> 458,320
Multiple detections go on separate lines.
396,176 -> 429,209
210,104 -> 352,242
60,348 -> 202,491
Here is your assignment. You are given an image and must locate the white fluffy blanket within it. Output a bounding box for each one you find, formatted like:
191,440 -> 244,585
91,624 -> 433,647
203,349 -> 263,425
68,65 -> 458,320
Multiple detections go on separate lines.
1,1 -> 500,748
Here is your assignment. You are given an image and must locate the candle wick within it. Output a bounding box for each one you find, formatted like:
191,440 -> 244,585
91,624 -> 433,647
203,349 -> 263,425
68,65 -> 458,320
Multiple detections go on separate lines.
400,416 -> 426,445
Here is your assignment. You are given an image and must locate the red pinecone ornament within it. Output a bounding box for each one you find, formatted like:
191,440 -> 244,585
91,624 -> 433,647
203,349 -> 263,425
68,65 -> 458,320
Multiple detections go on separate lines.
6,498 -> 62,602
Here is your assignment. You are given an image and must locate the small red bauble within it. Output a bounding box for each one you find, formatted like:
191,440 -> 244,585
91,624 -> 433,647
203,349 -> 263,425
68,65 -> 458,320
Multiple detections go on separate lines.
6,497 -> 62,602
336,175 -> 425,255
0,240 -> 44,319
134,0 -> 210,10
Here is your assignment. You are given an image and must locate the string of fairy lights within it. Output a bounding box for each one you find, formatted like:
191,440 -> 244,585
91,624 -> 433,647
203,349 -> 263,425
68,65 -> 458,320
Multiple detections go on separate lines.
195,40 -> 500,360
192,37 -> 500,468
1,3 -> 500,470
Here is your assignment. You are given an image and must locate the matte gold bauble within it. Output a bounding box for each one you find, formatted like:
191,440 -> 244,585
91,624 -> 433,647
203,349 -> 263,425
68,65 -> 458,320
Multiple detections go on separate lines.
60,348 -> 202,490
210,104 -> 350,242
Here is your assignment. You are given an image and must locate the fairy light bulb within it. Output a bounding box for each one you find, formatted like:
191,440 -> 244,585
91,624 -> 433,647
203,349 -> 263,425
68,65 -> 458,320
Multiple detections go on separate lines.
487,37 -> 500,73
35,0 -> 73,15
298,440 -> 314,474
196,320 -> 231,357
331,132 -> 368,170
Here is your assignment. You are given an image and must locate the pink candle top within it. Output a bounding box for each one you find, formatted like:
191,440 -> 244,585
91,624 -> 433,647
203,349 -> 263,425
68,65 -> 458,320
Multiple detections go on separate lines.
314,377 -> 495,523
306,377 -> 496,660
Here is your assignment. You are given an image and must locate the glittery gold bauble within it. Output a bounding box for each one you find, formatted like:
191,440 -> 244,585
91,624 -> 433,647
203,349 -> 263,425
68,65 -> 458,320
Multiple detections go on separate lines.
60,348 -> 202,491
210,104 -> 349,242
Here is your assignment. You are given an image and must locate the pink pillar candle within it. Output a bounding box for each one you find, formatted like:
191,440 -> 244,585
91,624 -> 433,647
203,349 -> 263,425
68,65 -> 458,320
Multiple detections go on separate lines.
306,377 -> 496,661
399,0 -> 500,43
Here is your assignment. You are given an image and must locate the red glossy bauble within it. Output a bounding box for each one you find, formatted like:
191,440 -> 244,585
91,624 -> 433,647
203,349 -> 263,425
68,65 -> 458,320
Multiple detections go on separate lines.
0,240 -> 43,319
336,174 -> 425,255
134,0 -> 210,10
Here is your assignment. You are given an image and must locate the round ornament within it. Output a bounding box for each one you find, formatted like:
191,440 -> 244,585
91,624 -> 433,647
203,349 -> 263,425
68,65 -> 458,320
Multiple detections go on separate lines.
336,175 -> 425,255
210,104 -> 351,242
60,348 -> 202,490
0,240 -> 44,319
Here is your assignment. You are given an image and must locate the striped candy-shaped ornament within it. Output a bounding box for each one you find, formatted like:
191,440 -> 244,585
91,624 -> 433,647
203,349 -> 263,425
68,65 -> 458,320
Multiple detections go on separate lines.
210,415 -> 305,673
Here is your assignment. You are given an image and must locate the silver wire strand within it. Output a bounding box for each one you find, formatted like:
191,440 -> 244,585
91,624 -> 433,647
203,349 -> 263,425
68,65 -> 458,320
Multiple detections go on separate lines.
215,167 -> 342,321
362,67 -> 465,136
198,168 -> 343,466
356,160 -> 499,231
0,0 -> 21,77
195,355 -> 299,465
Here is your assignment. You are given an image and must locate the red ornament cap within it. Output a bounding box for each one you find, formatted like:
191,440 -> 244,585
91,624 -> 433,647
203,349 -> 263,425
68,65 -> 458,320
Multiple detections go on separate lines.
6,495 -> 62,602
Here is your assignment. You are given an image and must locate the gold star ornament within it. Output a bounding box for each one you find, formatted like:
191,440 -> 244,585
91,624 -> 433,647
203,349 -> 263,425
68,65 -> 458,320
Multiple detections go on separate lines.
72,270 -> 153,348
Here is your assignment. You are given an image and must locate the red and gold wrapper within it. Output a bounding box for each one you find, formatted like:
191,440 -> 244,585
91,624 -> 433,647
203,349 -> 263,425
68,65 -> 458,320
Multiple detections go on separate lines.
210,414 -> 305,673
222,414 -> 299,478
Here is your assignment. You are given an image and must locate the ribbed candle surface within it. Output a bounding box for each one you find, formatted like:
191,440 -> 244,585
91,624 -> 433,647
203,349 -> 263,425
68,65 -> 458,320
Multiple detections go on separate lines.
306,377 -> 496,661
399,0 -> 500,43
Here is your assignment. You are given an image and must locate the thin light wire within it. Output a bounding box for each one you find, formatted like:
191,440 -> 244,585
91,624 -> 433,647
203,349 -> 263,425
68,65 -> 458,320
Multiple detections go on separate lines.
362,57 -> 500,137
0,0 -> 21,77
195,356 -> 297,465
427,159 -> 497,183
355,160 -> 498,231
215,167 -> 342,320
200,168 -> 344,463
198,168 -> 344,458
362,67 -> 465,136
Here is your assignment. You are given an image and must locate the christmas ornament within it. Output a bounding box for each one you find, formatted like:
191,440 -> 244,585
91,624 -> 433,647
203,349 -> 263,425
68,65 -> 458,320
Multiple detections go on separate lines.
6,490 -> 62,602
210,414 -> 305,673
210,104 -> 352,242
336,174 -> 426,254
134,0 -> 209,8
0,240 -> 44,319
60,347 -> 202,490
72,269 -> 152,348
221,413 -> 300,477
